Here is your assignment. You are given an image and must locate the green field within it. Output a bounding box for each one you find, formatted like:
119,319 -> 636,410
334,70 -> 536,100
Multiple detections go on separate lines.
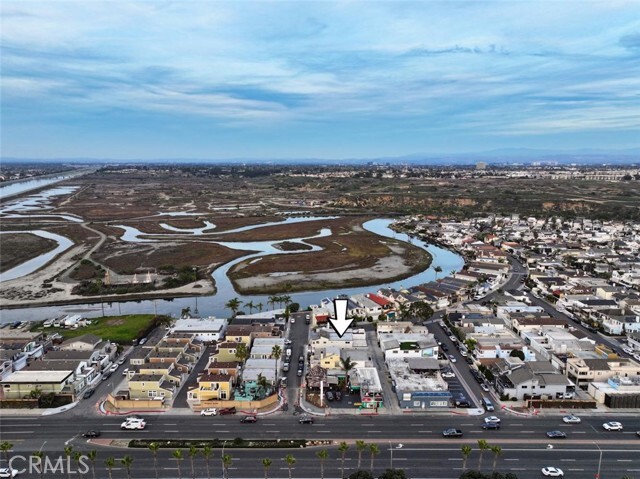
33,314 -> 160,344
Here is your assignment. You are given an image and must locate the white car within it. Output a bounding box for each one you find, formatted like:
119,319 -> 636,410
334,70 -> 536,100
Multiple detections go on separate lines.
562,392 -> 574,399
121,419 -> 146,430
290,318 -> 295,324
448,355 -> 457,363
441,371 -> 456,378
623,347 -> 634,355
0,468 -> 19,478
634,354 -> 640,362
562,415 -> 581,424
484,416 -> 501,424
602,421 -> 623,431
449,335 -> 457,342
122,368 -> 129,376
541,467 -> 564,477
200,408 -> 218,416
480,383 -> 489,392
109,363 -> 119,373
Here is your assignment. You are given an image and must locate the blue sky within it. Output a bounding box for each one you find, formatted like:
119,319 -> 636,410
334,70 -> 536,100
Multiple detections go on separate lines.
2,1 -> 640,160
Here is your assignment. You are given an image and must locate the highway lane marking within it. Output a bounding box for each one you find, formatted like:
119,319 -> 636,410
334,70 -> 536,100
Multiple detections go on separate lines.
317,430 -> 331,433
519,430 -> 535,433
2,431 -> 34,434
511,423 -> 523,426
618,459 -> 633,462
164,430 -> 179,433
393,458 -> 407,461
164,423 -> 178,426
504,459 -> 519,461
567,469 -> 585,471
410,424 -> 424,426
560,459 -> 576,461
262,423 -> 276,426
447,458 -> 462,461
417,431 -> 432,433
217,430 -> 230,433
367,431 -> 382,433
573,431 -> 586,434
163,468 -> 178,470
1,424 -> 41,427
265,431 -> 280,433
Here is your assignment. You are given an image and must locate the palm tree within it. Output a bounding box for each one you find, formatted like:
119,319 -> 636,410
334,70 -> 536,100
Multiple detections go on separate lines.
256,302 -> 264,312
181,306 -> 191,319
148,442 -> 160,479
120,455 -> 134,479
340,356 -> 355,388
225,298 -> 242,318
460,445 -> 472,471
283,454 -> 296,479
245,300 -> 255,314
268,295 -> 278,310
261,458 -> 272,479
64,446 -> 74,479
31,451 -> 44,479
86,450 -> 98,479
74,452 -> 85,479
368,443 -> 380,473
1,442 -> 13,468
222,454 -> 233,479
316,449 -> 329,479
490,445 -> 502,472
355,440 -> 367,469
202,445 -> 213,479
173,449 -> 184,479
257,373 -> 269,397
188,444 -> 199,479
282,295 -> 292,307
271,345 -> 282,384
104,457 -> 115,479
477,439 -> 489,471
234,343 -> 249,363
337,442 -> 349,478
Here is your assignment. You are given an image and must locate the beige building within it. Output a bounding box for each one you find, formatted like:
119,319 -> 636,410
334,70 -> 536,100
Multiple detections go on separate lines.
566,357 -> 640,387
1,370 -> 73,399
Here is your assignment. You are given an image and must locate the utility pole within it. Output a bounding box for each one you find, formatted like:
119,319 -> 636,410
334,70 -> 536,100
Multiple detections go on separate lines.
594,442 -> 602,479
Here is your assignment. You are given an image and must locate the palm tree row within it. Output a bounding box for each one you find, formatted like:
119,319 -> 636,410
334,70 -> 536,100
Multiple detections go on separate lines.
267,294 -> 292,310
461,441 -> 503,472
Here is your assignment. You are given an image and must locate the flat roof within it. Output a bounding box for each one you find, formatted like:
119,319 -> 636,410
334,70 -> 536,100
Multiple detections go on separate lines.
2,370 -> 73,383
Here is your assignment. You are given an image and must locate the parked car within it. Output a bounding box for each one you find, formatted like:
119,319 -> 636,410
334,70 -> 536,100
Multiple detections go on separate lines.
562,415 -> 581,424
325,391 -> 334,401
297,368 -> 303,377
83,389 -> 95,399
109,363 -> 119,373
441,344 -> 449,352
298,415 -> 314,424
546,430 -> 567,439
480,383 -> 489,392
121,419 -> 146,430
82,430 -> 101,438
117,357 -> 126,365
623,347 -> 634,355
335,391 -> 342,400
138,338 -> 148,345
283,363 -> 290,372
0,468 -> 19,478
441,371 -> 456,379
603,421 -> 623,431
200,408 -> 218,416
240,415 -> 258,423
541,467 -> 564,477
482,422 -> 500,430
101,372 -> 111,381
290,317 -> 295,324
442,428 -> 463,437
122,368 -> 129,376
448,355 -> 457,363
218,407 -> 236,415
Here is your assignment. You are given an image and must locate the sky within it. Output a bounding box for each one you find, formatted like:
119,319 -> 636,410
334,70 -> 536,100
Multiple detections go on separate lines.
2,1 -> 640,161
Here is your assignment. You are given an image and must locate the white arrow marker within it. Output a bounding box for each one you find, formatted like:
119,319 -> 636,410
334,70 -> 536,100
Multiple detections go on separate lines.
329,298 -> 353,338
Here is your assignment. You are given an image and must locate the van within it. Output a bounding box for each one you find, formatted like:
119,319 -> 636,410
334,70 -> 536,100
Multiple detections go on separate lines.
286,348 -> 292,358
481,397 -> 495,412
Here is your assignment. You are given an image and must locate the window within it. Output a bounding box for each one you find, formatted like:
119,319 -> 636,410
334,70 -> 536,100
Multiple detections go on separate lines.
148,390 -> 157,397
220,390 -> 227,400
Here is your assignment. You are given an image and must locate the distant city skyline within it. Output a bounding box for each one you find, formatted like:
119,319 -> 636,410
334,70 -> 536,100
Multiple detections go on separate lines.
2,1 -> 640,160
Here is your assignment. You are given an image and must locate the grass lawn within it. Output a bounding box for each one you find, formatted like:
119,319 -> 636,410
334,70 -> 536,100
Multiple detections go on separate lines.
33,314 -> 159,344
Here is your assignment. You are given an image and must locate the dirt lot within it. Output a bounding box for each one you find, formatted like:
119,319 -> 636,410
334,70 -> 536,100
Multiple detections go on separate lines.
0,233 -> 58,273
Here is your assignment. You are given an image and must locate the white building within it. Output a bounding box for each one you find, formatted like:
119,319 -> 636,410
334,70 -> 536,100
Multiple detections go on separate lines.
171,317 -> 227,342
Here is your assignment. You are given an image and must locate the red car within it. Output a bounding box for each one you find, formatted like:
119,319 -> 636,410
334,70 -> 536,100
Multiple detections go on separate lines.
218,407 -> 236,415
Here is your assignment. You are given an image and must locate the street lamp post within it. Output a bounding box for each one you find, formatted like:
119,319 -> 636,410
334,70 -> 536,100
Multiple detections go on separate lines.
389,440 -> 393,470
221,440 -> 227,479
594,441 -> 602,479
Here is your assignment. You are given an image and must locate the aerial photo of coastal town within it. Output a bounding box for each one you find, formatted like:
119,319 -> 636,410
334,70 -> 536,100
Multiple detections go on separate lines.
1,2 -> 640,479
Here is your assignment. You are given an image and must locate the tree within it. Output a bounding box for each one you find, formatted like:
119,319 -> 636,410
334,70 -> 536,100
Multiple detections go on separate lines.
261,458 -> 272,479
202,445 -> 213,479
284,454 -> 296,479
64,446 -> 74,479
172,449 -> 184,479
120,455 -> 134,479
409,302 -> 433,322
316,449 -> 329,479
272,345 -> 282,384
74,452 -> 85,479
341,356 -> 355,384
490,445 -> 502,472
356,440 -> 367,469
148,442 -> 160,479
369,443 -> 380,473
0,442 -> 13,467
234,343 -> 249,363
86,450 -> 98,479
257,373 -> 269,397
348,472 -> 373,479
378,469 -> 407,479
245,301 -> 256,314
181,307 -> 191,319
338,442 -> 350,478
188,444 -> 199,479
461,445 -> 472,471
104,457 -> 115,479
226,298 -> 242,318
434,265 -> 443,278
509,350 -> 525,360
477,439 -> 489,471
268,295 -> 278,310
222,454 -> 233,479
31,450 -> 44,479
256,302 -> 264,312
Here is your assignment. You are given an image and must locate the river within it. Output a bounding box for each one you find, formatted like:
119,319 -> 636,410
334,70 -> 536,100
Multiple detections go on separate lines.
0,218 -> 463,323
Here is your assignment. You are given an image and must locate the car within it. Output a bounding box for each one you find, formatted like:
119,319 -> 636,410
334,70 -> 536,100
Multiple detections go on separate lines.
0,468 -> 19,478
541,467 -> 564,477
455,398 -> 471,408
82,430 -> 101,438
83,389 -> 95,399
280,377 -> 288,387
482,422 -> 500,430
636,431 -> 640,438
561,392 -> 574,399
442,428 -> 463,437
218,407 -> 236,415
449,335 -> 457,342
464,356 -> 474,364
298,415 -> 314,424
297,368 -> 303,377
325,391 -> 334,401
546,430 -> 567,439
603,421 -> 623,431
240,415 -> 257,423
122,368 -> 129,376
562,415 -> 581,424
335,391 -> 342,400
441,344 -> 449,352
284,339 -> 292,346
484,416 -> 501,424
121,419 -> 146,430
441,371 -> 456,378
101,372 -> 111,381
138,338 -> 148,345
117,357 -> 126,365
460,350 -> 468,357
634,353 -> 640,362
623,347 -> 634,355
448,355 -> 457,363
200,408 -> 218,416
480,383 -> 489,392
290,317 -> 295,324
283,363 -> 290,372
